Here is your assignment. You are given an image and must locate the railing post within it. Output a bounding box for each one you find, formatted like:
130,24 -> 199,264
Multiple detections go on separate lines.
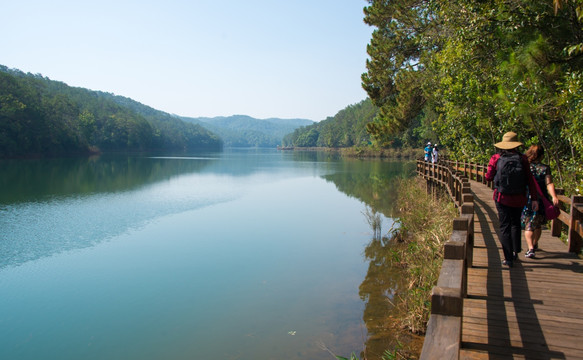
454,178 -> 460,205
460,199 -> 474,268
452,218 -> 469,295
551,189 -> 565,237
426,161 -> 430,178
461,178 -> 471,208
568,196 -> 583,253
427,177 -> 432,195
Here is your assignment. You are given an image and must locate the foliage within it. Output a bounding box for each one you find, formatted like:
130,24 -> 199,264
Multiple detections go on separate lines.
282,98 -> 427,149
335,353 -> 361,360
362,0 -> 583,192
0,66 -> 222,158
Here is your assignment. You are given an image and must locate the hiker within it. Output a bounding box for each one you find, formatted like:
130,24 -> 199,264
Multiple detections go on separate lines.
485,131 -> 539,268
432,144 -> 439,164
424,142 -> 432,162
521,145 -> 559,258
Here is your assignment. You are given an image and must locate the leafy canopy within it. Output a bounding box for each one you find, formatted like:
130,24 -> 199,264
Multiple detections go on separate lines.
362,0 -> 583,191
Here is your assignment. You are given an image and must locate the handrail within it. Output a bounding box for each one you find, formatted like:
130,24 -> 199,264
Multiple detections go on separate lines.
416,160 -> 474,360
444,159 -> 583,253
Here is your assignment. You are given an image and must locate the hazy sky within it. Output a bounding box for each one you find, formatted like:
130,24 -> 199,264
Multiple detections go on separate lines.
2,0 -> 373,121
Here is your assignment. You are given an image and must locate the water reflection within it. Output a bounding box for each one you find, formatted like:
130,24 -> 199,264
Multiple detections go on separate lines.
322,159 -> 415,217
321,159 -> 420,358
0,154 -> 217,205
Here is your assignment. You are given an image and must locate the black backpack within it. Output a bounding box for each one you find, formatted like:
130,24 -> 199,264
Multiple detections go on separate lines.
494,152 -> 526,195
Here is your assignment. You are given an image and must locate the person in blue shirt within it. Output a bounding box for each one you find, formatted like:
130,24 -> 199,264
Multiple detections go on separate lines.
424,142 -> 432,162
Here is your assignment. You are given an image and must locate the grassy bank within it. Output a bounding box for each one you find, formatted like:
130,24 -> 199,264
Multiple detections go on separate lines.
281,146 -> 423,159
339,147 -> 422,159
382,177 -> 458,358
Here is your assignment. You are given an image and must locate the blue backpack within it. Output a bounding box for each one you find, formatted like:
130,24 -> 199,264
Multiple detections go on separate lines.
494,152 -> 526,195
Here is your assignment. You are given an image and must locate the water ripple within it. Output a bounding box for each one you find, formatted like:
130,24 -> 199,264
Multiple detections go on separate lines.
0,173 -> 239,269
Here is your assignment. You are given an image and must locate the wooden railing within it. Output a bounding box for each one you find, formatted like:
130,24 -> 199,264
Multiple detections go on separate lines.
416,160 -> 474,359
445,159 -> 583,253
416,158 -> 583,360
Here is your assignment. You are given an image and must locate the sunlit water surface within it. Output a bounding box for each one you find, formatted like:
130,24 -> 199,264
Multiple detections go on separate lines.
0,149 -> 412,360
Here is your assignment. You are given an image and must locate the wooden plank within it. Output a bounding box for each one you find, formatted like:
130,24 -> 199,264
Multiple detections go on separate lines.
420,314 -> 461,360
462,314 -> 583,334
459,349 -> 491,360
432,286 -> 463,317
462,329 -> 583,356
463,302 -> 583,325
436,259 -> 465,289
444,237 -> 466,260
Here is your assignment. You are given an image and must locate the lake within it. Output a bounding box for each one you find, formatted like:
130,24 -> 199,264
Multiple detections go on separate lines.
0,149 -> 414,360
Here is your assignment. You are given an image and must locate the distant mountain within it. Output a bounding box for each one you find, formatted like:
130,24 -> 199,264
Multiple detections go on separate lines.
182,115 -> 314,148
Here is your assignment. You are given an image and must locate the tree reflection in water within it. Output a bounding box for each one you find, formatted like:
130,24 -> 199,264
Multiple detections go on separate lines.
359,230 -> 424,359
322,159 -> 423,359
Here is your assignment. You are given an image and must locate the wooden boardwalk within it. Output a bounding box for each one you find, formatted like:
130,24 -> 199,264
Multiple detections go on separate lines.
461,180 -> 583,359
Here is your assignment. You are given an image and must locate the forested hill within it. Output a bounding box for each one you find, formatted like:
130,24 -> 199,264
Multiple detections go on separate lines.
282,99 -> 384,148
181,115 -> 313,147
0,66 -> 222,158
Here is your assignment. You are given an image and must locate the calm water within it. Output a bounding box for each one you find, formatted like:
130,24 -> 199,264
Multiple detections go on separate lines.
0,149 -> 414,360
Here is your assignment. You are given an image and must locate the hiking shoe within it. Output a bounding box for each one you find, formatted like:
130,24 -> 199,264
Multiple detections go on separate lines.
525,249 -> 536,258
502,260 -> 513,268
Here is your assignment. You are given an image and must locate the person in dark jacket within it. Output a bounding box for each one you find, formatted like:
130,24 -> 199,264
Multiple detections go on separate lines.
485,131 -> 539,268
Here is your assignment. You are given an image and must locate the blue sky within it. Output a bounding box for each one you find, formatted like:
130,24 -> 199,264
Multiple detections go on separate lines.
1,0 -> 373,121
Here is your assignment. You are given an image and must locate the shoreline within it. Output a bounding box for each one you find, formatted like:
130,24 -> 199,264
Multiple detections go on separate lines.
277,146 -> 423,159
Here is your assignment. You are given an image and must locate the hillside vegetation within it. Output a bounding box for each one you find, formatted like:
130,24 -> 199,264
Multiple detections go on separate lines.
282,99 -> 396,148
182,115 -> 313,148
0,66 -> 222,158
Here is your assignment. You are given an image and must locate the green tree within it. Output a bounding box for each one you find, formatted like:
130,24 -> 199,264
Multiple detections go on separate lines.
362,0 -> 583,190
362,0 -> 432,138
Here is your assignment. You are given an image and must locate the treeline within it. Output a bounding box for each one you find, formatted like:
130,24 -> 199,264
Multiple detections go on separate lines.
281,98 -> 424,148
362,0 -> 583,191
0,66 -> 222,158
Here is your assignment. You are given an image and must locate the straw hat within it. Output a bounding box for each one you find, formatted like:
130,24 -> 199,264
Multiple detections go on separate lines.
495,131 -> 523,149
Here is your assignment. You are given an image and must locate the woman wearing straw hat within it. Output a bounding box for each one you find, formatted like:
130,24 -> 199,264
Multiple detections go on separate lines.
485,132 -> 539,268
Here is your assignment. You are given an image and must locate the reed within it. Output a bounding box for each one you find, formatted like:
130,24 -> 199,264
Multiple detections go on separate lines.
363,205 -> 383,240
388,177 -> 458,334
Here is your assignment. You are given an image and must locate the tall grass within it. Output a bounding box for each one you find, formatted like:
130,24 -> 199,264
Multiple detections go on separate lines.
363,205 -> 383,240
339,147 -> 423,159
388,177 -> 458,335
